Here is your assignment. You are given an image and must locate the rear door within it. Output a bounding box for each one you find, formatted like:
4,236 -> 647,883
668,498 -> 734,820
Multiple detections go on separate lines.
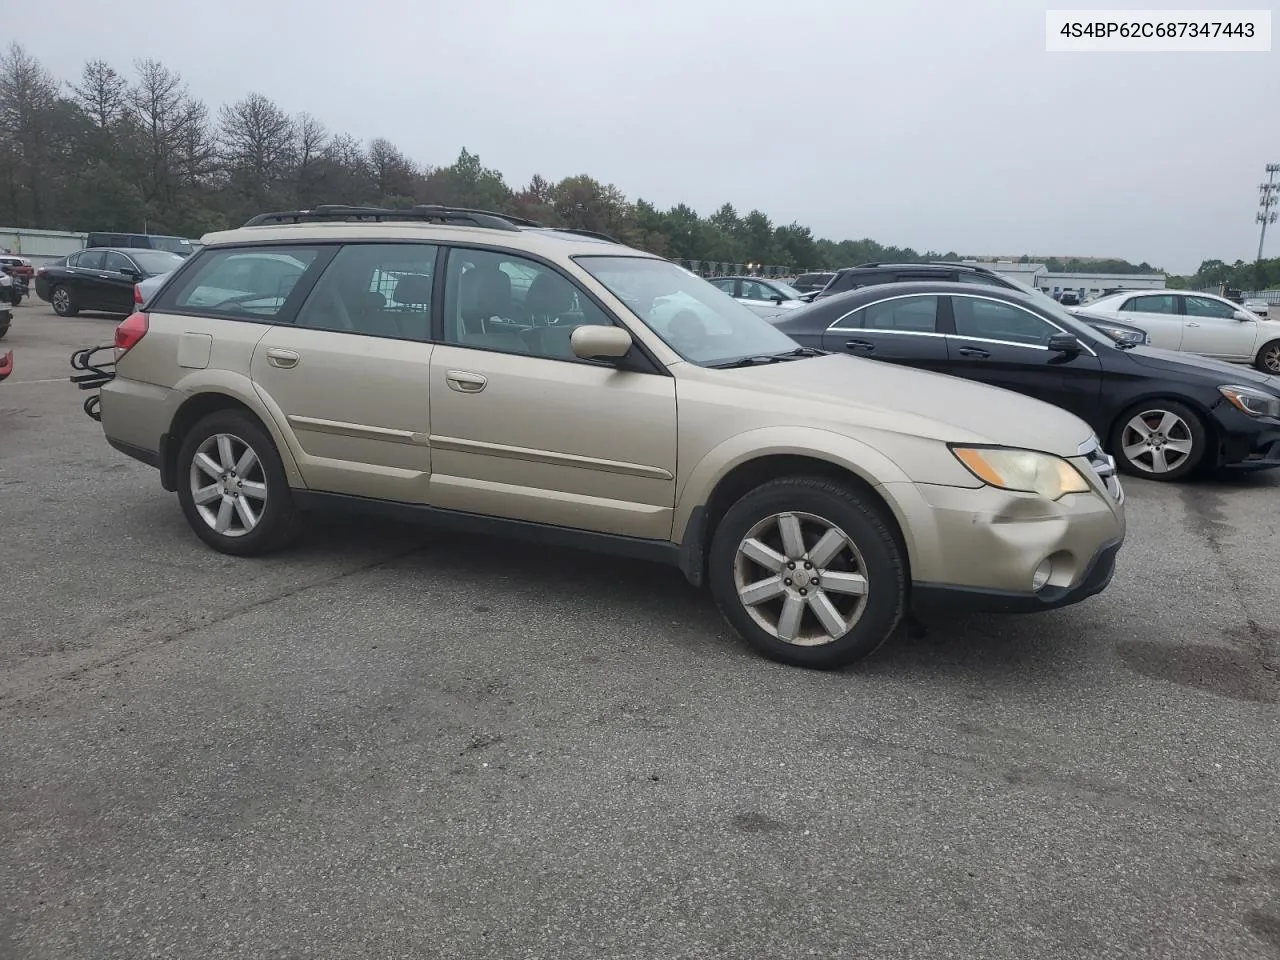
1180,294 -> 1258,360
820,293 -> 949,373
944,293 -> 1103,423
249,242 -> 441,504
1116,293 -> 1183,350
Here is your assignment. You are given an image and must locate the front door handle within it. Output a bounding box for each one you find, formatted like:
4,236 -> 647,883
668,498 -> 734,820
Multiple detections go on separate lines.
1185,321 -> 1200,327
265,347 -> 300,369
957,346 -> 991,358
446,369 -> 487,393
844,339 -> 875,352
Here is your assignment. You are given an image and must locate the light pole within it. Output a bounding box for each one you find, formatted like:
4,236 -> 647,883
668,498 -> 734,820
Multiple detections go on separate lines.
1258,163 -> 1279,267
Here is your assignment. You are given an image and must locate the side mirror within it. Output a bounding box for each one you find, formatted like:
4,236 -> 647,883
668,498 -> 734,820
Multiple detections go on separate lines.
1047,333 -> 1083,354
571,325 -> 633,362
771,295 -> 784,305
1234,310 -> 1254,321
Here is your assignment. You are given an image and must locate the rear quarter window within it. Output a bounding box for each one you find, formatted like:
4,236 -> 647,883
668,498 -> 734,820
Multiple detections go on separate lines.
154,246 -> 327,320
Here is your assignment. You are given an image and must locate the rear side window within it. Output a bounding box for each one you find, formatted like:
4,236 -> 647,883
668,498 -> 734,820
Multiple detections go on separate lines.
295,243 -> 438,341
1123,294 -> 1177,315
162,246 -> 323,319
859,295 -> 939,332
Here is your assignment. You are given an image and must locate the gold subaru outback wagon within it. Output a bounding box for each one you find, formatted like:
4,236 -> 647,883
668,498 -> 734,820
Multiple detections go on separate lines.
81,205 -> 1126,669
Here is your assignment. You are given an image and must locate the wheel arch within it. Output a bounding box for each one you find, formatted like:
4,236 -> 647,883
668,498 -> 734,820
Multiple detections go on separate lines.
1105,392 -> 1221,470
674,432 -> 917,588
163,383 -> 303,492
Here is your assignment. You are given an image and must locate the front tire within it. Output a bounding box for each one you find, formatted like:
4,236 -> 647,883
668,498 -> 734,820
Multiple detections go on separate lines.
708,476 -> 906,669
50,285 -> 77,317
1110,399 -> 1207,481
1255,339 -> 1280,375
175,410 -> 301,556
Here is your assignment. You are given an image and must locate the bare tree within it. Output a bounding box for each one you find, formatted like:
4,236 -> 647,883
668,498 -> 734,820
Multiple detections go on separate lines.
70,59 -> 128,133
291,112 -> 328,206
217,92 -> 295,212
0,43 -> 63,223
129,58 -> 207,216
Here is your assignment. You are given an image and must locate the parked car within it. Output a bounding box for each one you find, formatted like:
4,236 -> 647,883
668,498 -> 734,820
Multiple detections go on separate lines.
75,203 -> 1125,669
791,271 -> 836,294
813,262 -> 1026,300
1057,290 -> 1081,306
0,270 -> 14,306
85,232 -> 198,257
135,270 -> 176,309
0,303 -> 10,340
35,248 -> 186,317
1242,297 -> 1270,319
706,275 -> 807,318
771,281 -> 1280,481
0,349 -> 11,381
1072,290 -> 1280,374
0,254 -> 33,303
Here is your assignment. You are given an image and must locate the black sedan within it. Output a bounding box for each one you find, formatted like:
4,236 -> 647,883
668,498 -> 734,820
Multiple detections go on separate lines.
770,281 -> 1280,481
34,248 -> 185,318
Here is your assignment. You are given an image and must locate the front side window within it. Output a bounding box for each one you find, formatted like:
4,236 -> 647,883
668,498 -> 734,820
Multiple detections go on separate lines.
169,246 -> 321,319
443,247 -> 615,360
575,255 -> 799,366
1183,295 -> 1238,319
1123,294 -> 1177,315
297,243 -> 438,340
861,295 -> 939,333
103,252 -> 135,274
951,296 -> 1057,346
739,279 -> 779,302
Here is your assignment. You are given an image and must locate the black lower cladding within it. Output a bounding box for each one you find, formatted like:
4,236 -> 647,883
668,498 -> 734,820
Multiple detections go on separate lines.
910,539 -> 1123,615
106,436 -> 161,470
1211,403 -> 1280,470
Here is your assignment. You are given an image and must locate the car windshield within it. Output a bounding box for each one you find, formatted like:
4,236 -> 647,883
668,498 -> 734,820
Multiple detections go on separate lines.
131,250 -> 187,273
772,281 -> 803,299
150,236 -> 195,256
1001,275 -> 1059,305
575,256 -> 802,365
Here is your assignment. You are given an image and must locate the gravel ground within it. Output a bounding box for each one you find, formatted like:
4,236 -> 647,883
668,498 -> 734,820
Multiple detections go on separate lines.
2,302 -> 1279,960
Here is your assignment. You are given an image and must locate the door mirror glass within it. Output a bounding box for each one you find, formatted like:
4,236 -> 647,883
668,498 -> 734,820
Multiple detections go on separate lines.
1047,333 -> 1082,354
571,324 -> 633,361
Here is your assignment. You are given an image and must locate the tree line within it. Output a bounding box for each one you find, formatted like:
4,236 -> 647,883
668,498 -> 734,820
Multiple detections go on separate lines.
4,42 -> 1270,287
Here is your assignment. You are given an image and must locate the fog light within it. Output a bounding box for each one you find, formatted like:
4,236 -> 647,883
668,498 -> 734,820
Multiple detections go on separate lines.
1032,559 -> 1054,591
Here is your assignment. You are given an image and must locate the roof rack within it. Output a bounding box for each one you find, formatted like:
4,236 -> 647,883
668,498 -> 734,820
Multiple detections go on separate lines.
243,204 -> 527,231
545,226 -> 623,245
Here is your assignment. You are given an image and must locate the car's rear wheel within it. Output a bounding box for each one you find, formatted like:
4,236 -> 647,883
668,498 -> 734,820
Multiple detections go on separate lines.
1255,339 -> 1280,375
50,285 -> 77,317
1110,399 -> 1206,481
175,410 -> 301,556
708,476 -> 906,669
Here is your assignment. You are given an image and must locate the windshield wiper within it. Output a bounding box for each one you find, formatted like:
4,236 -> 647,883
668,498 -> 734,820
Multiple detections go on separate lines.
709,346 -> 825,369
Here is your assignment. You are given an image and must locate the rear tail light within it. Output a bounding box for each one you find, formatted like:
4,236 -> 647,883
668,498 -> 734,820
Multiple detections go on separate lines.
134,283 -> 143,304
114,311 -> 149,354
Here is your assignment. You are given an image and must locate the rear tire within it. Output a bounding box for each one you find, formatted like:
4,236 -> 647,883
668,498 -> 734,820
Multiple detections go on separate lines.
175,410 -> 301,556
707,475 -> 906,669
50,285 -> 77,317
1109,399 -> 1207,481
1255,339 -> 1280,375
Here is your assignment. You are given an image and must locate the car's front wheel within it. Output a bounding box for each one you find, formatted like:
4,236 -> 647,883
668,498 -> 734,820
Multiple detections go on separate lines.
50,285 -> 77,317
175,410 -> 301,556
1110,399 -> 1206,481
708,476 -> 906,669
1255,339 -> 1280,375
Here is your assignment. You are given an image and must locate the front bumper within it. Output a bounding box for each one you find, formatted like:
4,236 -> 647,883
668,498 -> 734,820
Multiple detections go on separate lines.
1211,402 -> 1280,471
882,462 -> 1126,616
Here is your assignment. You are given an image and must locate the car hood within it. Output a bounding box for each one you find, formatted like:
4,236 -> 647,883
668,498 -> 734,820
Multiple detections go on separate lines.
684,353 -> 1095,456
1123,345 -> 1280,392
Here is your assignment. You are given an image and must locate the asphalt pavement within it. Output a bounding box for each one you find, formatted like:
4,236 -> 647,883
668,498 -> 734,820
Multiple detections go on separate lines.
2,302 -> 1279,960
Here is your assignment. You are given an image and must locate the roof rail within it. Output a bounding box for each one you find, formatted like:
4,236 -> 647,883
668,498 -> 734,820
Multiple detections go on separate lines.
545,227 -> 623,245
243,204 -> 526,231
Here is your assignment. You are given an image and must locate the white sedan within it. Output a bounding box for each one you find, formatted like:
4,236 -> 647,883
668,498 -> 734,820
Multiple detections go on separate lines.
1073,289 -> 1280,374
706,276 -> 807,319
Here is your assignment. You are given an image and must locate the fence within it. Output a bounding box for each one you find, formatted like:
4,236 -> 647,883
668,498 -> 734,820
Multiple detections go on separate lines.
1194,287 -> 1280,305
673,260 -> 824,280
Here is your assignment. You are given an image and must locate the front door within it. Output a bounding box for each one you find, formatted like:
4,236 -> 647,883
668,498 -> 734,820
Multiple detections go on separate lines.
1180,294 -> 1258,360
820,293 -> 949,374
944,293 -> 1103,425
100,251 -> 142,314
427,247 -> 678,540
247,242 -> 440,503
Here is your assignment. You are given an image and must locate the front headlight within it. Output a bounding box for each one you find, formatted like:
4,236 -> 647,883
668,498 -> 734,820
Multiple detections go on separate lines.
1090,322 -> 1147,346
950,446 -> 1091,500
1219,385 -> 1280,419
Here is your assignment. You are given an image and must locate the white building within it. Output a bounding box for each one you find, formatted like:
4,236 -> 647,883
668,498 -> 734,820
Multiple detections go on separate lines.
960,259 -> 1166,301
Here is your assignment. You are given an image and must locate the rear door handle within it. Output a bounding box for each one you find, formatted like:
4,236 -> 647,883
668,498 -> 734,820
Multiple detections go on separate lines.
844,339 -> 875,352
1185,321 -> 1200,327
446,369 -> 487,393
957,346 -> 991,358
265,347 -> 300,369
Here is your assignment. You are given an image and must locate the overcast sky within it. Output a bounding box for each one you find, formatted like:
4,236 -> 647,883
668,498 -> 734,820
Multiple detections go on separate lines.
13,0 -> 1279,273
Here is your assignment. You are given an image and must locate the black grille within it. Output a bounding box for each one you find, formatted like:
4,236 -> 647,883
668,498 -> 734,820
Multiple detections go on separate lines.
1079,437 -> 1124,504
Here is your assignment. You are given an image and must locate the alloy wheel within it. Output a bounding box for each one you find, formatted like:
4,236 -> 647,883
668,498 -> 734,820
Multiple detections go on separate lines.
732,511 -> 869,646
1261,342 -> 1280,374
189,433 -> 268,537
1120,409 -> 1194,475
51,287 -> 70,314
